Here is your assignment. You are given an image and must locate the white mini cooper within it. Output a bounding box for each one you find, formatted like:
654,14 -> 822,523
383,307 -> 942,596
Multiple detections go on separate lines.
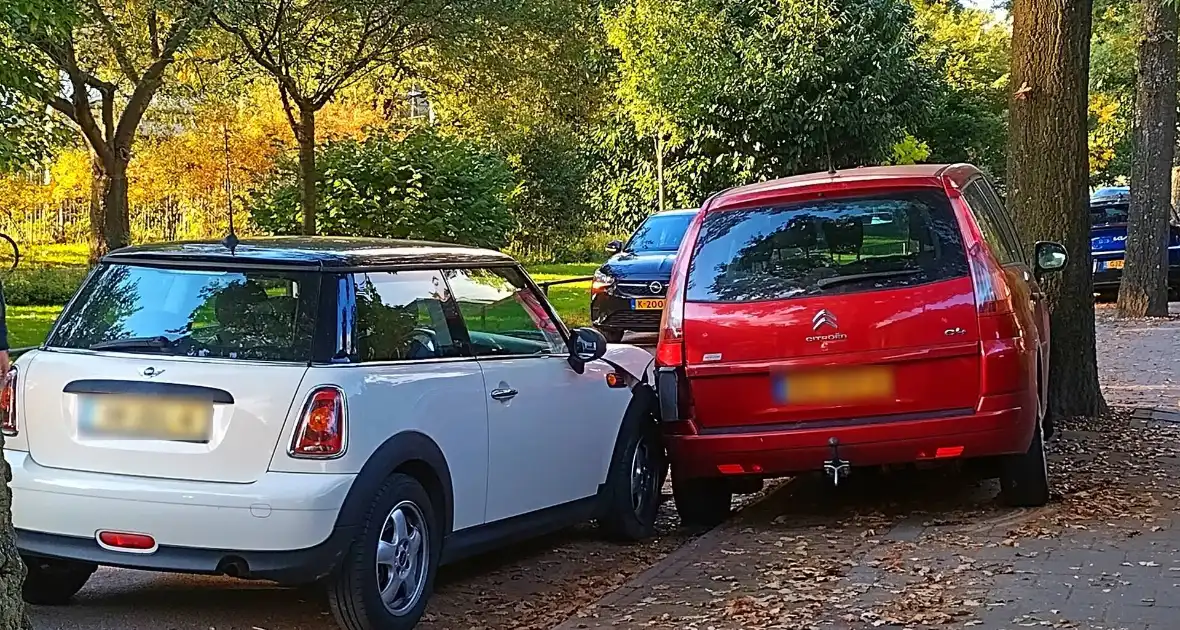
1,237 -> 665,630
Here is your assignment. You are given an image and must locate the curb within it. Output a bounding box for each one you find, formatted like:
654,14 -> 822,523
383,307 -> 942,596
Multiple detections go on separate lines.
553,479 -> 796,630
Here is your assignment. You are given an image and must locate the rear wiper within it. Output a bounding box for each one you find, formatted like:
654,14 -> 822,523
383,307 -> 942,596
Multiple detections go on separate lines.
816,269 -> 922,289
89,336 -> 176,352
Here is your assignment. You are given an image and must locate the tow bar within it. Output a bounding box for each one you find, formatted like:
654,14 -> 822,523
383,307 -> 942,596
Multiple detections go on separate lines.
823,437 -> 851,486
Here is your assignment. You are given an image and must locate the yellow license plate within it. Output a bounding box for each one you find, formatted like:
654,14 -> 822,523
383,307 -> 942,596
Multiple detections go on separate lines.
774,366 -> 895,405
632,299 -> 666,310
1106,259 -> 1124,270
78,395 -> 213,442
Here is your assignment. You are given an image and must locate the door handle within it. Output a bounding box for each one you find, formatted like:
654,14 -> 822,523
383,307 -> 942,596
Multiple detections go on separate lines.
490,388 -> 518,401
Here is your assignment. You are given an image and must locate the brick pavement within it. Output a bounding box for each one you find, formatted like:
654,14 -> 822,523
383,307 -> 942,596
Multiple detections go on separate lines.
557,308 -> 1180,630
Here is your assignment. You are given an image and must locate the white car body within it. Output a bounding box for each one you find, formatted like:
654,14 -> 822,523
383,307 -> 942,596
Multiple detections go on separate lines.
3,238 -> 663,628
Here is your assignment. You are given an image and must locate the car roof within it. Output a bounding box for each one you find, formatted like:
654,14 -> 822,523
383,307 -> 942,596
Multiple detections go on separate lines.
652,208 -> 700,216
102,236 -> 516,269
1091,187 -> 1130,205
707,164 -> 974,210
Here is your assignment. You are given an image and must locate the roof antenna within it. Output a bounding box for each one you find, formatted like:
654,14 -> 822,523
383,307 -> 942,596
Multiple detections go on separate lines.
221,118 -> 239,254
824,125 -> 837,176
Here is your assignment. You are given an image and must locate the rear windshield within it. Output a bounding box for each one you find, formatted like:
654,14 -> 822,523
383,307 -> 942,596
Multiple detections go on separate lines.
626,213 -> 694,253
1090,203 -> 1128,227
48,264 -> 320,362
686,189 -> 969,303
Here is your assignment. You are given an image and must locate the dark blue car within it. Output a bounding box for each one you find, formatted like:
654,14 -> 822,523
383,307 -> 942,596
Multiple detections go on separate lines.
1090,186 -> 1180,298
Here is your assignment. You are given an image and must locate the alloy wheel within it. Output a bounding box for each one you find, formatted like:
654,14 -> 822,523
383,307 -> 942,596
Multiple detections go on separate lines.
375,500 -> 430,616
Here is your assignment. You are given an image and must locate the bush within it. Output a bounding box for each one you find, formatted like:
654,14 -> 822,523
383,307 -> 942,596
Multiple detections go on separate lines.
4,267 -> 88,306
250,129 -> 516,249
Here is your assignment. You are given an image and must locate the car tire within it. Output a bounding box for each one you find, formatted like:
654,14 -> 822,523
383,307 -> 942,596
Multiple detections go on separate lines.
327,473 -> 441,630
999,415 -> 1051,508
22,557 -> 97,605
598,327 -> 625,343
600,413 -> 666,541
671,471 -> 732,528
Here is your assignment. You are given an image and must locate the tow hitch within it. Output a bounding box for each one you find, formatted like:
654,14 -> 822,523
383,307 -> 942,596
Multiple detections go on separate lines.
823,437 -> 851,486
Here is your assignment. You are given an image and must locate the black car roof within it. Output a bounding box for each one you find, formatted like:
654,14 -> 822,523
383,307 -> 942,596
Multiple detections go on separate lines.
102,236 -> 516,269
653,208 -> 699,216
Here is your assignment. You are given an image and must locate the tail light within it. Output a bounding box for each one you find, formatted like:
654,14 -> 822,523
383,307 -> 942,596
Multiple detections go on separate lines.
967,242 -> 1012,315
655,273 -> 686,367
1,367 -> 17,437
290,387 -> 346,458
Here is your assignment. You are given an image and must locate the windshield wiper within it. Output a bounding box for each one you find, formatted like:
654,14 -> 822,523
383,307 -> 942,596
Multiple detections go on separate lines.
89,335 -> 176,352
815,269 -> 922,290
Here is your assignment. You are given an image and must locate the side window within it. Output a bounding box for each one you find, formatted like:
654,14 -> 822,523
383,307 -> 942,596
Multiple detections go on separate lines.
448,267 -> 566,357
978,178 -> 1027,264
963,181 -> 1020,265
350,270 -> 464,362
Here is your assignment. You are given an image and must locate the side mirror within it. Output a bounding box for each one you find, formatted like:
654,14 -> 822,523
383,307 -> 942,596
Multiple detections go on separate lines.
567,327 -> 608,373
1034,241 -> 1068,277
605,240 -> 623,255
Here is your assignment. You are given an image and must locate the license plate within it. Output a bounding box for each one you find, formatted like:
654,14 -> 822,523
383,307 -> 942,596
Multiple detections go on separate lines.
631,299 -> 666,310
773,366 -> 894,405
78,395 -> 213,442
1105,259 -> 1124,270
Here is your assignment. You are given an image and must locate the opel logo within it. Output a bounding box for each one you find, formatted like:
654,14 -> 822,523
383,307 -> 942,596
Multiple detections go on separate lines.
648,281 -> 664,294
141,366 -> 164,378
812,309 -> 838,331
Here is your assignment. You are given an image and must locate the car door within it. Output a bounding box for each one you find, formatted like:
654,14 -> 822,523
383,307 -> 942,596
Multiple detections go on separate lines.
446,265 -> 614,523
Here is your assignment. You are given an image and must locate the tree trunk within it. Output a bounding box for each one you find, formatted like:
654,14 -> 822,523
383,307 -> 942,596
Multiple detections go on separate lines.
88,156 -> 107,265
1118,0 -> 1178,318
103,159 -> 132,253
1007,0 -> 1106,417
298,108 -> 317,236
656,135 -> 666,213
0,434 -> 31,630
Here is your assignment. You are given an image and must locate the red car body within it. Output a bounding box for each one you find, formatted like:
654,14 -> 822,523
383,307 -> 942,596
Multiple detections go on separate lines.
655,164 -> 1063,515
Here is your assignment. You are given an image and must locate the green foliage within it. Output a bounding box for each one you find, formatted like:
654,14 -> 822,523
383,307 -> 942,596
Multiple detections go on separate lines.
908,0 -> 1010,179
890,134 -> 933,165
594,0 -> 935,226
249,129 -> 516,248
4,267 -> 88,306
1089,0 -> 1137,185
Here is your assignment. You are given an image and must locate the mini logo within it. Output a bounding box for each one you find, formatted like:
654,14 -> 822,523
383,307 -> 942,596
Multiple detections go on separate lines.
140,366 -> 164,378
649,281 -> 664,294
812,309 -> 838,331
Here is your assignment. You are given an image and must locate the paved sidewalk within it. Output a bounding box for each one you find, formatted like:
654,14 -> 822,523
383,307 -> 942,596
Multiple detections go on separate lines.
558,308 -> 1180,630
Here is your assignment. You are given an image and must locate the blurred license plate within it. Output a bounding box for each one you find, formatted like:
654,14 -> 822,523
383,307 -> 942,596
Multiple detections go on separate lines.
1105,259 -> 1124,270
78,395 -> 212,442
632,299 -> 666,310
773,366 -> 894,405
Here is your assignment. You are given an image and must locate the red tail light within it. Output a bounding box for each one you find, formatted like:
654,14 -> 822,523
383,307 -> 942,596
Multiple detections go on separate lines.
655,272 -> 686,366
1,367 -> 17,437
290,387 -> 346,458
98,531 -> 156,552
967,243 -> 1012,315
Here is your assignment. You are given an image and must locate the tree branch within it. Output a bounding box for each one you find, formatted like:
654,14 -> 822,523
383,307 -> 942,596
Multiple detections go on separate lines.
85,0 -> 142,83
149,8 -> 162,59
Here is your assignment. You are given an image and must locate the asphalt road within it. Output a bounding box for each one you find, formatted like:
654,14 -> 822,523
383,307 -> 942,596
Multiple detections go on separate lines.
28,331 -> 662,630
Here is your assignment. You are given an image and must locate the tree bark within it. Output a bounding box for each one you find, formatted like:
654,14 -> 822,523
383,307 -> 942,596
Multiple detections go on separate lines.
298,107 -> 318,236
88,155 -> 107,265
656,135 -> 666,213
0,433 -> 30,630
1007,0 -> 1106,417
1118,0 -> 1178,318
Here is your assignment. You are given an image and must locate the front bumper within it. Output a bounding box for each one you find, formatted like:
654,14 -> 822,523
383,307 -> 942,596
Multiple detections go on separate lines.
591,292 -> 665,332
7,449 -> 356,584
665,395 -> 1034,479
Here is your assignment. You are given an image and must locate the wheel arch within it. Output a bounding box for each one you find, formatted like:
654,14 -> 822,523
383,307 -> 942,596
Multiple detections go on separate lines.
334,430 -> 455,537
596,382 -> 663,515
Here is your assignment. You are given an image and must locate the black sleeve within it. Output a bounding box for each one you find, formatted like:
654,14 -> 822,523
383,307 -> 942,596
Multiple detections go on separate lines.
0,281 -> 10,352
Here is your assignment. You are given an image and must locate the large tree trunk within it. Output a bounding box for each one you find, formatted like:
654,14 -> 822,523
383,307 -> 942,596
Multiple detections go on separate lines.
1007,0 -> 1106,417
1118,0 -> 1178,318
103,160 -> 132,253
0,434 -> 30,630
298,108 -> 317,236
88,156 -> 107,265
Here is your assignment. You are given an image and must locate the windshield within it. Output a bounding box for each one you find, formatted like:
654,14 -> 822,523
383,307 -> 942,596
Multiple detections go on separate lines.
49,263 -> 320,361
685,189 -> 969,303
625,212 -> 694,253
1090,203 -> 1128,227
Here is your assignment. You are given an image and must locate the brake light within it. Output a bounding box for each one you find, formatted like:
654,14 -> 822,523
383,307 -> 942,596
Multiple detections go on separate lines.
656,273 -> 686,366
1,367 -> 17,437
97,531 -> 156,552
290,387 -> 346,457
967,242 -> 1012,315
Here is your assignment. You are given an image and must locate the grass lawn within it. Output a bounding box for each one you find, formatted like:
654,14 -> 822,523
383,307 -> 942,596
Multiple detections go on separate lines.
8,306 -> 63,349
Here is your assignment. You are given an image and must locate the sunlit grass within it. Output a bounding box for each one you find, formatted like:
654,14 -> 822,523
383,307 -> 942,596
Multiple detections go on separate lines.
8,306 -> 62,349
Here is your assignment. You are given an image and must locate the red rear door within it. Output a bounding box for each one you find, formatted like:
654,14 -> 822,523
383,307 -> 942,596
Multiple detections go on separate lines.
681,186 -> 981,431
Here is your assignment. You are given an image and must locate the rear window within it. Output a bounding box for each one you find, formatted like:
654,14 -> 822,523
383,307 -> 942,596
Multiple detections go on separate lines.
686,190 -> 969,303
1090,203 -> 1128,227
49,264 -> 320,362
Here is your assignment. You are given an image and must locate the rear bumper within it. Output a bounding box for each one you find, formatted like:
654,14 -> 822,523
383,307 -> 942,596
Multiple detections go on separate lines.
665,399 -> 1035,478
1092,264 -> 1180,291
6,449 -> 355,583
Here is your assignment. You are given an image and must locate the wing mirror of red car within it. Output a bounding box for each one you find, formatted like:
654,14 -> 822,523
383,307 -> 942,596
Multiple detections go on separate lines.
1034,241 -> 1068,279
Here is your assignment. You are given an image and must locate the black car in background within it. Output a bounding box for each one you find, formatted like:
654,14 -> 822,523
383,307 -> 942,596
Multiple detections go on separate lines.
591,208 -> 697,342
